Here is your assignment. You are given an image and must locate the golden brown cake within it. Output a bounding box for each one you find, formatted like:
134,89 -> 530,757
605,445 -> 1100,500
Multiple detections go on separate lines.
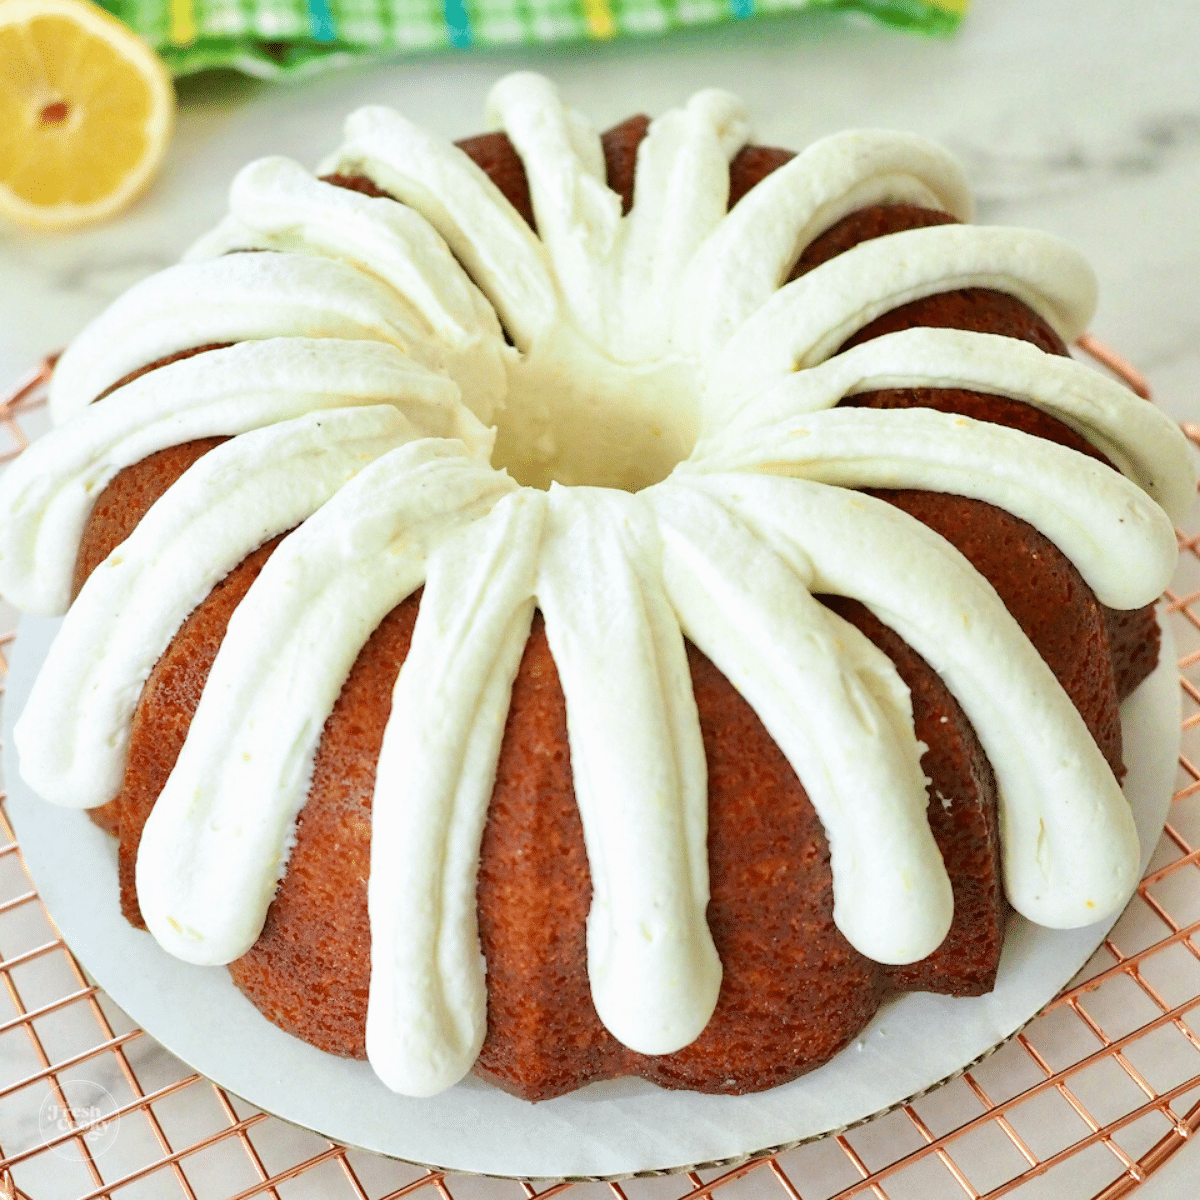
1,73 -> 1192,1103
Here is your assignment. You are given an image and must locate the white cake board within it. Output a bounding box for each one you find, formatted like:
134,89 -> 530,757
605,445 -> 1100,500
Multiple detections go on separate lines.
1,613 -> 1180,1179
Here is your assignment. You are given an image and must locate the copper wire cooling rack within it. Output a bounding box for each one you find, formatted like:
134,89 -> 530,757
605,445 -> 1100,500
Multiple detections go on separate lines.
2,344 -> 1200,1200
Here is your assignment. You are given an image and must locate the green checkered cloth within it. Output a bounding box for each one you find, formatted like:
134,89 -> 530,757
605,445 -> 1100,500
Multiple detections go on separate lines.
99,0 -> 966,78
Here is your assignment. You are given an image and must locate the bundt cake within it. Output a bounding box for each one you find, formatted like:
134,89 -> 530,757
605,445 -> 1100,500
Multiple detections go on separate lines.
1,73 -> 1194,1103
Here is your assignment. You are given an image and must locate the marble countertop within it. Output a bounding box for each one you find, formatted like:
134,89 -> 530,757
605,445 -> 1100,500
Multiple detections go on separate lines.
1,0 -> 1199,1194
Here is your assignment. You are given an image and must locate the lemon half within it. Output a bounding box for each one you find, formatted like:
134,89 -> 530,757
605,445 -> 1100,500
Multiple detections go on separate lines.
0,0 -> 175,230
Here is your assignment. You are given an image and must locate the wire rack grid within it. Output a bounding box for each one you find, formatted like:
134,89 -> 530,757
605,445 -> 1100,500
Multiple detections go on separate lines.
2,346 -> 1200,1200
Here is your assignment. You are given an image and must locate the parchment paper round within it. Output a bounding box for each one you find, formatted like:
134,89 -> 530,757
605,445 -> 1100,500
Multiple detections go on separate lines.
1,613 -> 1180,1179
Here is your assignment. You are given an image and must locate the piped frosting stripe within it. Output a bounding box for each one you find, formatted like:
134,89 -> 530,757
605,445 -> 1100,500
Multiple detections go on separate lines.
706,327 -> 1198,523
367,488 -> 546,1097
135,441 -> 517,967
14,406 -> 421,810
487,72 -> 621,342
49,253 -> 453,422
322,105 -> 559,350
0,338 -> 476,615
678,128 -> 974,358
613,89 -> 748,361
692,472 -> 1142,929
689,405 -> 1179,610
185,158 -> 510,426
535,485 -> 722,1056
646,480 -> 953,965
704,224 -> 1098,409
488,75 -> 752,365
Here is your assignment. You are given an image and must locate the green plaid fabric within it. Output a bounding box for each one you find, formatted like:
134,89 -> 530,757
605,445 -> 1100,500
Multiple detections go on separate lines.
99,0 -> 965,77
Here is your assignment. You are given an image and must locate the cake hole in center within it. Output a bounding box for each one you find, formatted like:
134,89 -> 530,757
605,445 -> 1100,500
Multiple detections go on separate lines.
490,325 -> 701,493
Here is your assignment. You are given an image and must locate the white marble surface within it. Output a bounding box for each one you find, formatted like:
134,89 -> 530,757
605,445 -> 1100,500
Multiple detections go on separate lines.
1,0 -> 1199,1194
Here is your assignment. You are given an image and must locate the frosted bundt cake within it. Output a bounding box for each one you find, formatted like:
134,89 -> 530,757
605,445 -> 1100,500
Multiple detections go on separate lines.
1,73 -> 1194,1103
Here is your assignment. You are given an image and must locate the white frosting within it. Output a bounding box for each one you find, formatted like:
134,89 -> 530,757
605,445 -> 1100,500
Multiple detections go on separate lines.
485,72 -> 623,344
709,327 -> 1196,523
704,224 -> 1098,413
683,473 -> 1141,928
184,158 -> 510,426
611,88 -> 748,363
536,486 -> 721,1054
48,253 -> 453,422
11,72 -> 1195,1096
0,338 -> 478,615
14,406 -> 422,810
689,405 -> 1177,610
677,129 -> 974,359
367,488 -> 544,1096
644,482 -> 952,964
487,73 -> 749,363
321,104 -> 558,350
136,441 -> 516,965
